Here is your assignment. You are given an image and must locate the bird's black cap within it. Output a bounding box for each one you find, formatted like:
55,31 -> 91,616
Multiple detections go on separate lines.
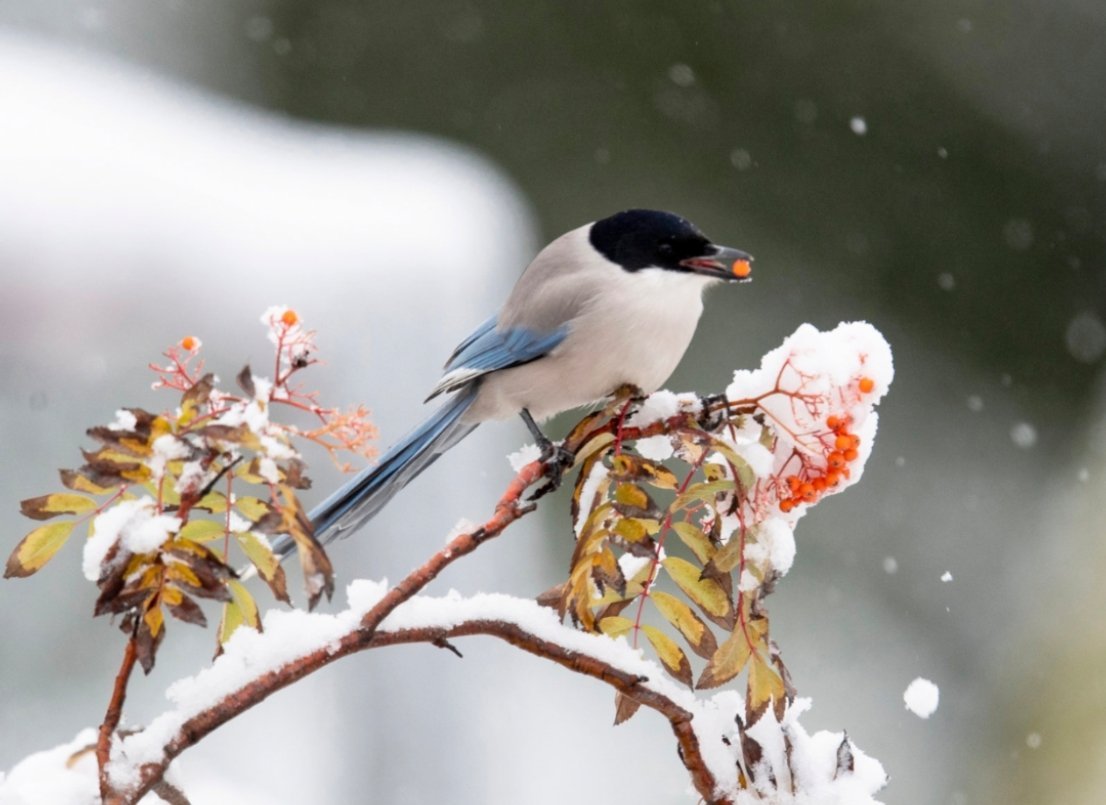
589,209 -> 712,272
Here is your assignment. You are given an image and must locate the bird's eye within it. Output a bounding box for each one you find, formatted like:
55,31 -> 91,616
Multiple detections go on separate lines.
657,242 -> 674,256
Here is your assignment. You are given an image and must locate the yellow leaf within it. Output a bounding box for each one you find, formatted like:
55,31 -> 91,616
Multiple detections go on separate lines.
235,497 -> 271,522
166,562 -> 202,589
20,493 -> 98,521
195,491 -> 228,513
4,521 -> 77,577
662,556 -> 732,619
599,615 -> 634,638
651,590 -> 717,659
614,482 -> 650,510
672,479 -> 734,511
59,469 -> 117,495
708,531 -> 748,574
178,519 -> 226,543
144,604 -> 164,637
697,628 -> 753,689
219,579 -> 260,645
235,531 -> 279,581
746,653 -> 787,724
671,521 -> 715,564
614,518 -> 649,543
642,624 -> 692,686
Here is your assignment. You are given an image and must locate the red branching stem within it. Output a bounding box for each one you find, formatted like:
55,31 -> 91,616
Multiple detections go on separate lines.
630,449 -> 708,649
97,631 -> 139,805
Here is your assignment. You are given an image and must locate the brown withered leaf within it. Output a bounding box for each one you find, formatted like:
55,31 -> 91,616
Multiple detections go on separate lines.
614,691 -> 643,726
20,493 -> 98,522
80,447 -> 149,484
609,454 -> 679,490
59,467 -> 118,495
651,590 -> 718,660
165,589 -> 208,627
94,585 -> 155,617
590,548 -> 625,598
594,596 -> 634,625
272,485 -> 333,609
236,364 -> 256,397
180,373 -> 215,417
770,640 -> 797,721
134,604 -> 167,673
4,521 -> 77,578
165,547 -> 233,602
282,458 -> 312,490
834,732 -> 855,778
642,624 -> 692,687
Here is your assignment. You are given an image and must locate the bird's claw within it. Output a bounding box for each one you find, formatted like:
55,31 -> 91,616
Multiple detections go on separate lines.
696,393 -> 729,430
528,440 -> 575,501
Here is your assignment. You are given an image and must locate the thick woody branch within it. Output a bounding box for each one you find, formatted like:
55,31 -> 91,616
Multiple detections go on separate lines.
117,459 -> 548,804
371,620 -> 729,804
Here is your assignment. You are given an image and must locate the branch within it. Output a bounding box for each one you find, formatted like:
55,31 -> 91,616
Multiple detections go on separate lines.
110,459 -> 549,804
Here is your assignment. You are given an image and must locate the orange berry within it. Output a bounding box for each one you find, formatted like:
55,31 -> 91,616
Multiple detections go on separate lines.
786,475 -> 802,492
799,482 -> 815,497
826,415 -> 841,430
812,476 -> 827,492
826,470 -> 841,486
180,336 -> 198,351
858,376 -> 875,394
827,451 -> 846,470
780,498 -> 795,513
732,259 -> 752,279
281,309 -> 299,326
849,434 -> 861,449
835,434 -> 852,450
844,448 -> 859,462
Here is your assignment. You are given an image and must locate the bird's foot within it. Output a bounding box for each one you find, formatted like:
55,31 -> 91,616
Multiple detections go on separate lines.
528,439 -> 576,501
696,393 -> 730,430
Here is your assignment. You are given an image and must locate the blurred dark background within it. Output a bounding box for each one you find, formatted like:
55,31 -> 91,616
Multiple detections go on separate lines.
2,2 -> 1105,803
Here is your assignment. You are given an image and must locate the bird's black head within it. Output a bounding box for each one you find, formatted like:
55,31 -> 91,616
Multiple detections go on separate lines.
588,209 -> 753,281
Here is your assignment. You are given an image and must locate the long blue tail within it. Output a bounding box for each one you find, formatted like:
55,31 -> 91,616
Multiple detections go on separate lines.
274,389 -> 479,559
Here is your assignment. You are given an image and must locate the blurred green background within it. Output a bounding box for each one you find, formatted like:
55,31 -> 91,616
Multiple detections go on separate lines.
3,2 -> 1106,803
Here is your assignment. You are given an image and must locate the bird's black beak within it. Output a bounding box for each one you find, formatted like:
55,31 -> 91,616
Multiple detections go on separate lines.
679,244 -> 754,282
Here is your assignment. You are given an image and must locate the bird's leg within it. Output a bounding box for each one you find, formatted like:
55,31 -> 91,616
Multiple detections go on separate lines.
519,408 -> 575,499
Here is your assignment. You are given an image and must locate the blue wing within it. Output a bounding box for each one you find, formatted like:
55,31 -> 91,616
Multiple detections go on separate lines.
426,316 -> 568,400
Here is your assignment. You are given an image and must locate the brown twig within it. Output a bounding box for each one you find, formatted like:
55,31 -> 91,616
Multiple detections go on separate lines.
110,430 -> 733,804
97,630 -> 139,804
116,459 -> 548,804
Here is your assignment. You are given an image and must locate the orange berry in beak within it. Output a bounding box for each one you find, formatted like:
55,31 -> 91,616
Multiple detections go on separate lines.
281,309 -> 299,326
732,259 -> 752,279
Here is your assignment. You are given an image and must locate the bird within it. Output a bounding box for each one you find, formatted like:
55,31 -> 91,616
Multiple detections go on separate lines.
276,209 -> 752,558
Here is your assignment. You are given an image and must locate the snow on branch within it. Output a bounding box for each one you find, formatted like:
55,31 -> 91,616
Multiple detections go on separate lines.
4,320 -> 893,805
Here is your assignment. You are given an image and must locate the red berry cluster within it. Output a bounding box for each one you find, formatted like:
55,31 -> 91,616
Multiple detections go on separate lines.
778,413 -> 863,512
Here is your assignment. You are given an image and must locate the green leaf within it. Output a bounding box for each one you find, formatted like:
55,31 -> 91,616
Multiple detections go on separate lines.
236,531 -> 290,604
20,493 -> 98,521
5,520 -> 77,578
662,556 -> 732,620
178,519 -> 226,543
219,578 -> 260,645
235,496 -> 271,522
672,479 -> 734,511
195,491 -> 228,513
